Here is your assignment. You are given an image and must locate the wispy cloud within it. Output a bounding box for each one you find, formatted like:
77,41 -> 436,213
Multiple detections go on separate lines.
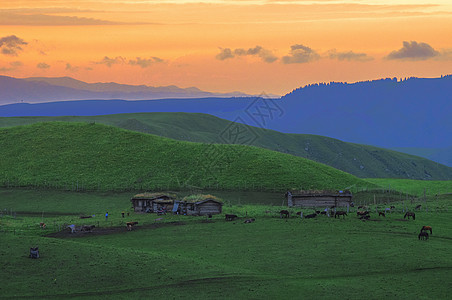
282,44 -> 319,64
66,63 -> 79,72
216,45 -> 278,63
0,12 -> 122,26
37,62 -> 50,69
386,41 -> 439,61
328,49 -> 373,62
128,57 -> 164,68
0,35 -> 27,56
94,56 -> 126,67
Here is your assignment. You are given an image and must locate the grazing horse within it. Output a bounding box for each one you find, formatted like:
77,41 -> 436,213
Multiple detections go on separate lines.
418,231 -> 429,240
334,211 -> 347,219
421,226 -> 432,234
305,213 -> 317,219
244,218 -> 255,223
404,212 -> 416,220
225,214 -> 238,221
280,210 -> 290,219
126,221 -> 138,231
415,205 -> 422,210
81,225 -> 95,232
378,212 -> 386,217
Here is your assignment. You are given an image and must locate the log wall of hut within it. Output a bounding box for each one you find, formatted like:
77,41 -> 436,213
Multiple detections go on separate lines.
197,201 -> 222,215
290,196 -> 352,208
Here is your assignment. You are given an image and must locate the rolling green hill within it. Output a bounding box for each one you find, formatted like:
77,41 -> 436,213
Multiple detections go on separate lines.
0,122 -> 370,192
1,113 -> 451,180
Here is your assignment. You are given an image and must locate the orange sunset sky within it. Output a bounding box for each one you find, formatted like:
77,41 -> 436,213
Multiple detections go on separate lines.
1,0 -> 452,95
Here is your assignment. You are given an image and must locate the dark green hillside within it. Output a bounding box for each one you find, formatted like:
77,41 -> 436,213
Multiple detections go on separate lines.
0,122 -> 369,191
1,113 -> 451,180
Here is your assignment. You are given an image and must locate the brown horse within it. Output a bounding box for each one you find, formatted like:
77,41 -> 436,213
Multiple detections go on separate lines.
334,211 -> 347,219
418,231 -> 429,240
421,226 -> 432,234
378,212 -> 385,217
404,212 -> 415,220
280,210 -> 290,218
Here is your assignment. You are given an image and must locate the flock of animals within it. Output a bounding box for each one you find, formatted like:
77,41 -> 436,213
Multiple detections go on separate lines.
227,206 -> 432,242
34,205 -> 432,244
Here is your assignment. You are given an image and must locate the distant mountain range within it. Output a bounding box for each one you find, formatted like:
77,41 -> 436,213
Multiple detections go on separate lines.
0,75 -> 254,104
0,75 -> 450,166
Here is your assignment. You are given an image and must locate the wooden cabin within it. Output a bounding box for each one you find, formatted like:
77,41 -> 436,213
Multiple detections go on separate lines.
177,195 -> 223,216
286,190 -> 352,208
130,193 -> 175,213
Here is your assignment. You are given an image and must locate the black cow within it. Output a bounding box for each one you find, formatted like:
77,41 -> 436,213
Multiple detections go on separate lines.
225,214 -> 238,221
334,211 -> 347,219
304,213 -> 317,219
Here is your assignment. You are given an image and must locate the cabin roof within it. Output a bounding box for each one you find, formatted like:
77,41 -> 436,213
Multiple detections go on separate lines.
182,194 -> 223,204
131,192 -> 175,201
289,190 -> 352,197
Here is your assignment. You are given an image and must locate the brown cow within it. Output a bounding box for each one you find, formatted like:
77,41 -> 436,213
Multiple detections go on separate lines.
126,221 -> 139,231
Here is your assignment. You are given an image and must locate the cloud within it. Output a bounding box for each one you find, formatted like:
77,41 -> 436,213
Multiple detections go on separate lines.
216,48 -> 235,60
328,49 -> 373,62
128,57 -> 164,68
37,62 -> 50,69
94,56 -> 126,67
0,61 -> 23,72
216,45 -> 278,63
10,61 -> 23,67
0,35 -> 27,56
282,44 -> 320,64
386,41 -> 439,61
0,12 -> 123,26
66,63 -> 79,72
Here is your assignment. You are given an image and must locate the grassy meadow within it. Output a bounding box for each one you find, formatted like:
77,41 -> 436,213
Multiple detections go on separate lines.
1,188 -> 451,299
1,113 -> 451,180
0,122 -> 371,192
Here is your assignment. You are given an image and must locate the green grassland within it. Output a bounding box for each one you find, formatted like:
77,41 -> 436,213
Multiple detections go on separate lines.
1,189 -> 451,299
1,113 -> 451,180
0,122 -> 371,192
366,178 -> 452,197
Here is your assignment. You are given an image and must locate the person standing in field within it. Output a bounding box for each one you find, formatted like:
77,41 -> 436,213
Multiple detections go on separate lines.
105,212 -> 108,220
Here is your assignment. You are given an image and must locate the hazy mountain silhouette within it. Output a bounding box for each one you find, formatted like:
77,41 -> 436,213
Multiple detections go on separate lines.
0,76 -> 253,104
275,76 -> 452,150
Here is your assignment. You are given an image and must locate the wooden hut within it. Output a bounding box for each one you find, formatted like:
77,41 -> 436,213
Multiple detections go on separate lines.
178,194 -> 223,216
286,190 -> 352,208
130,193 -> 175,213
